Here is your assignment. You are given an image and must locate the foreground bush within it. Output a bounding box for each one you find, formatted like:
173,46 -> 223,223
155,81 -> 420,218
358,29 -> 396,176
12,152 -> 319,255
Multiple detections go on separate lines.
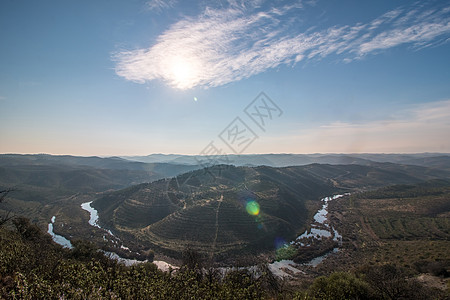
0,220 -> 267,299
307,272 -> 371,300
1,218 -> 447,299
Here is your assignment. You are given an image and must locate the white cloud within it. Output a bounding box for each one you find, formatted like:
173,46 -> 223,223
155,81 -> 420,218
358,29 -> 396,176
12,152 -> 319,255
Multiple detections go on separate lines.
114,1 -> 450,89
365,8 -> 403,33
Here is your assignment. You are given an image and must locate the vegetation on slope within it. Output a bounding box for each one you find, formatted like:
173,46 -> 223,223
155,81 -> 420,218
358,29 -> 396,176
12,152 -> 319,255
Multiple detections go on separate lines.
1,218 -> 447,299
1,180 -> 449,299
93,164 -> 340,260
0,220 -> 268,299
93,163 -> 449,261
0,154 -> 200,239
326,179 -> 450,277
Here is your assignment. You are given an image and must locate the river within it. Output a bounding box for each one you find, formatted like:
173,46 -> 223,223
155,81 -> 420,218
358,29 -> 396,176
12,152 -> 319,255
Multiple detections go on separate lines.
267,194 -> 347,277
47,216 -> 73,249
49,194 -> 345,277
79,201 -> 178,272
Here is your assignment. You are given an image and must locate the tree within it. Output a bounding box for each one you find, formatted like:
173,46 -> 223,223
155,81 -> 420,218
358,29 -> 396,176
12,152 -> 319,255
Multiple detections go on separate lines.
12,216 -> 42,241
0,189 -> 14,226
182,247 -> 203,270
71,239 -> 98,260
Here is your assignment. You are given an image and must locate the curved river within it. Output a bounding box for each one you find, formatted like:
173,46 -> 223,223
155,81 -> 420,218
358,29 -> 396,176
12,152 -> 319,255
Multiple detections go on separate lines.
47,216 -> 73,249
79,201 -> 176,271
268,194 -> 347,277
49,194 -> 346,277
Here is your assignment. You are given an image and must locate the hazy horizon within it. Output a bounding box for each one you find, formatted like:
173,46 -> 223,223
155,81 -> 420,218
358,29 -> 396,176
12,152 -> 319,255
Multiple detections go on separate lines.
2,151 -> 450,158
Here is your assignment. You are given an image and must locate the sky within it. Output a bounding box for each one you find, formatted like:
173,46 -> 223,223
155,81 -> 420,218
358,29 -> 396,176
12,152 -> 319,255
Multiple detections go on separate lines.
0,0 -> 449,156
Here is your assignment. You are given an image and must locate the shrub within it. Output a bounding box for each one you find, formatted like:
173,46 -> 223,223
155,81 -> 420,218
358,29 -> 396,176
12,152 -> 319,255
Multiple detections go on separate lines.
308,272 -> 371,300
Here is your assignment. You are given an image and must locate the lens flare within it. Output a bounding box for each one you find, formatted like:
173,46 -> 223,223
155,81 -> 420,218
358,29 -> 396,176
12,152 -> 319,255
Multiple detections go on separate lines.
246,200 -> 260,216
274,237 -> 287,250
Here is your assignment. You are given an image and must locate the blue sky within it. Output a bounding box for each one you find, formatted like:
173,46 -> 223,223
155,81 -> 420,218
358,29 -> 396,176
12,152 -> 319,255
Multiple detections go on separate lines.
0,0 -> 449,156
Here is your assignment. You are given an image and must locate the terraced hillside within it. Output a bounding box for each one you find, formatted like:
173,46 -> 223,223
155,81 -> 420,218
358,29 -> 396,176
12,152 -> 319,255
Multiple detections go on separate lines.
93,163 -> 450,260
326,179 -> 450,275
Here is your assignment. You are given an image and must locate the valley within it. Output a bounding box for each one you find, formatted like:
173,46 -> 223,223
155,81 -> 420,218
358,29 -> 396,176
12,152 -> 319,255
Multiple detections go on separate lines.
89,161 -> 450,264
1,153 -> 449,298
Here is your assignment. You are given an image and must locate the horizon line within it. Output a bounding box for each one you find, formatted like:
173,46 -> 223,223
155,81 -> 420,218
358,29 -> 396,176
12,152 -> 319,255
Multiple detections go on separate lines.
1,152 -> 450,158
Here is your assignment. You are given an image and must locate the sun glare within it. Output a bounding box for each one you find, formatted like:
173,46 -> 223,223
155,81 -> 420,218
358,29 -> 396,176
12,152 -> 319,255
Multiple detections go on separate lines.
168,56 -> 199,89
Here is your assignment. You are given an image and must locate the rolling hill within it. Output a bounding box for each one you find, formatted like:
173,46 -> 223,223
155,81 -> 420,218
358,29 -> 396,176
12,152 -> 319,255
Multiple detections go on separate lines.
93,162 -> 450,260
0,154 -> 200,229
0,154 -> 200,195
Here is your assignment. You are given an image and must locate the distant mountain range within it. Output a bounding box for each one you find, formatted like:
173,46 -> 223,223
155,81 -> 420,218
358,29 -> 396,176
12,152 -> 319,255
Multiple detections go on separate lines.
121,153 -> 450,170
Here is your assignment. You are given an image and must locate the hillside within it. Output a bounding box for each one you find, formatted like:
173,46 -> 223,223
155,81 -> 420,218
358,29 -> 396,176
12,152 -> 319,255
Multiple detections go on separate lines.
322,179 -> 450,275
0,154 -> 200,230
93,165 -> 334,260
93,163 -> 450,261
1,180 -> 448,299
2,219 -> 445,299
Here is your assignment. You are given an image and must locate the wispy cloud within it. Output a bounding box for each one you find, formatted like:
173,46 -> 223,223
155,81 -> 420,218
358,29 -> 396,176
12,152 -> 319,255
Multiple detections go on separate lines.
146,0 -> 177,12
358,19 -> 450,55
285,100 -> 450,153
114,1 -> 450,89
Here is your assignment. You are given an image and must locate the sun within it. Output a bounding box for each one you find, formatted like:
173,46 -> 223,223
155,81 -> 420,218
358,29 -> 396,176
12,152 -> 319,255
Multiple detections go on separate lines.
167,56 -> 199,89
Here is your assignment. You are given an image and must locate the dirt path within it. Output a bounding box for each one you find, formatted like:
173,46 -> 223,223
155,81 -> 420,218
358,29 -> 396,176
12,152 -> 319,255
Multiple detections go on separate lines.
210,194 -> 223,259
